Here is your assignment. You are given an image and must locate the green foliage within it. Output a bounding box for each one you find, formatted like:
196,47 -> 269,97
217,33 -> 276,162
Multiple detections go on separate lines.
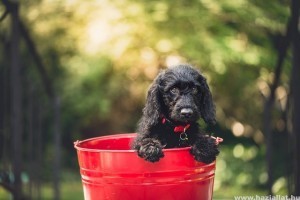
216,144 -> 266,190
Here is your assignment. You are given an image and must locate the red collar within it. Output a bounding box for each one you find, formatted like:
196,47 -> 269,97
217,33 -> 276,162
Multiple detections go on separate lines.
161,117 -> 191,133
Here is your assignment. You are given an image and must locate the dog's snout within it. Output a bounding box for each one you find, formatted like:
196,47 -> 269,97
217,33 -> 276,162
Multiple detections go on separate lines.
180,108 -> 193,117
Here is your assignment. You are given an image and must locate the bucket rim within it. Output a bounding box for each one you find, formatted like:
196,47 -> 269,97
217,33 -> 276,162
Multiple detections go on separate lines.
74,133 -> 192,153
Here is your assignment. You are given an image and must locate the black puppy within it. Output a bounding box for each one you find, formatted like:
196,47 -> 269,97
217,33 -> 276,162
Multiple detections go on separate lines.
132,64 -> 220,163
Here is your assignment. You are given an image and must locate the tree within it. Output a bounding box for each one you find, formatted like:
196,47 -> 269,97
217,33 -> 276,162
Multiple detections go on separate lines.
290,0 -> 300,195
9,1 -> 23,199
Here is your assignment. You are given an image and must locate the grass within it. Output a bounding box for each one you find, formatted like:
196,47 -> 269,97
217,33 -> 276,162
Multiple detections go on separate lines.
214,186 -> 267,199
0,181 -> 84,200
42,181 -> 84,200
0,144 -> 275,199
0,187 -> 11,200
0,179 -> 267,200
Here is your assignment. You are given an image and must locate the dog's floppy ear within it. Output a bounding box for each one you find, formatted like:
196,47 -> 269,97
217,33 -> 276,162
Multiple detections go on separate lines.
199,77 -> 216,125
141,73 -> 163,128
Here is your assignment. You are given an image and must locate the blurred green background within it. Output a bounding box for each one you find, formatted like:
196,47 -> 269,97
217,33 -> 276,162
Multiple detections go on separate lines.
0,0 -> 299,199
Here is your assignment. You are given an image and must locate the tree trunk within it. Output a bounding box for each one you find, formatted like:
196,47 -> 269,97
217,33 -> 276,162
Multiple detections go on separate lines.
10,1 -> 23,199
263,17 -> 292,197
290,0 -> 300,195
53,96 -> 61,200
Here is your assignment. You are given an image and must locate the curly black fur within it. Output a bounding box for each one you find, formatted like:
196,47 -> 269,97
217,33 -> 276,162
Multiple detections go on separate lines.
132,64 -> 219,163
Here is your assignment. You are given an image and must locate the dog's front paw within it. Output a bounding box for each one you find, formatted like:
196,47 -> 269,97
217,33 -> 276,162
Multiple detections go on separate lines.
137,138 -> 164,162
190,136 -> 219,164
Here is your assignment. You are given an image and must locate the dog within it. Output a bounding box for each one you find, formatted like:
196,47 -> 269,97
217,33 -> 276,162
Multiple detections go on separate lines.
132,64 -> 221,163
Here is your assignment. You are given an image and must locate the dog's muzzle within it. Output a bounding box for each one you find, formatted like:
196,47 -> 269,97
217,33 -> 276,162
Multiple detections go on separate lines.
180,108 -> 193,118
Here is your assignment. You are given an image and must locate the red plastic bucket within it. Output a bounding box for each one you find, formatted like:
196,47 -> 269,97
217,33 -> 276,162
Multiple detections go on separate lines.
74,133 -> 216,200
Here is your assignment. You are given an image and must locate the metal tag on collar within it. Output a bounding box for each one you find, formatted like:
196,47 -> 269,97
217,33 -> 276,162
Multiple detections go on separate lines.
179,132 -> 188,141
179,125 -> 189,141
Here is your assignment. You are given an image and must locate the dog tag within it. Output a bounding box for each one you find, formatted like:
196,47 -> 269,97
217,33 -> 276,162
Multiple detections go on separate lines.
180,132 -> 188,141
179,133 -> 189,147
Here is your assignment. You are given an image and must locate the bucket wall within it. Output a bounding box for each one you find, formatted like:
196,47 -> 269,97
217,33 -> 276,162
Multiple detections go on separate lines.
74,133 -> 215,200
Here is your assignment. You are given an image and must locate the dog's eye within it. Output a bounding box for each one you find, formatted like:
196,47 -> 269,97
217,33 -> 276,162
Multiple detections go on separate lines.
170,87 -> 179,94
192,87 -> 198,94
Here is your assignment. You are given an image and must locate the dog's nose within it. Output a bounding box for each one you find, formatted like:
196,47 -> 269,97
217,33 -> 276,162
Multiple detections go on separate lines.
180,108 -> 193,117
